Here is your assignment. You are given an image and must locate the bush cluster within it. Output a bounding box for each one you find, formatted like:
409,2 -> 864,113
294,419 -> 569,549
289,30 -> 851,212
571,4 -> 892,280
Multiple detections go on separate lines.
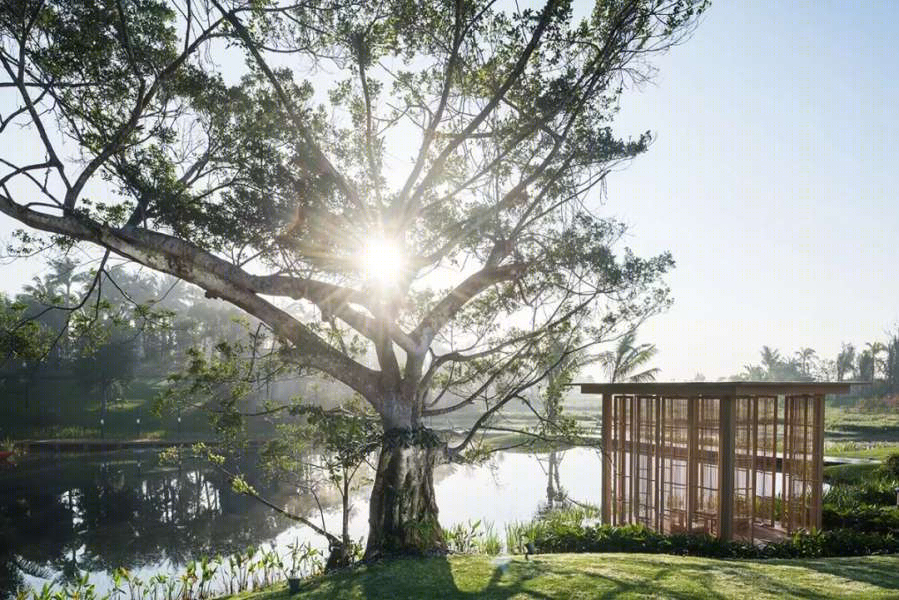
820,453 -> 899,534
824,479 -> 897,509
524,522 -> 899,559
823,505 -> 899,534
444,520 -> 502,556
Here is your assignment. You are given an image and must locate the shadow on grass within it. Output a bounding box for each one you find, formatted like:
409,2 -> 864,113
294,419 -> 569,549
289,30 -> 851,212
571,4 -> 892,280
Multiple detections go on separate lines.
781,556 -> 899,593
827,424 -> 899,442
282,553 -> 899,600
355,556 -> 553,600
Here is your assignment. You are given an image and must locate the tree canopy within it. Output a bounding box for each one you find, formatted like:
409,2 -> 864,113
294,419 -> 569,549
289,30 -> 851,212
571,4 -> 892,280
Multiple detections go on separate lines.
0,0 -> 707,556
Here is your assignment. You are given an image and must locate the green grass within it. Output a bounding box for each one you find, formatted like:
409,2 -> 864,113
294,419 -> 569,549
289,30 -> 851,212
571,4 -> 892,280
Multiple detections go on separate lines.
826,407 -> 899,442
232,553 -> 899,600
825,441 -> 899,461
823,462 -> 883,484
825,407 -> 899,461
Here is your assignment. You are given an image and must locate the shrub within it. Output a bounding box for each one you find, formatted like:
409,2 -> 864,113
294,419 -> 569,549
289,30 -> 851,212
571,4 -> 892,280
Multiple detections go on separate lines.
823,462 -> 881,485
505,506 -> 599,554
444,520 -> 502,556
824,480 -> 896,510
882,453 -> 899,479
823,505 -> 899,534
508,519 -> 899,560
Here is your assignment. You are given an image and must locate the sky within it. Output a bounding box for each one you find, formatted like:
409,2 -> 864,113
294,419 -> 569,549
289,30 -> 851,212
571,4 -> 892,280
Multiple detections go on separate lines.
1,1 -> 896,381
582,1 -> 899,380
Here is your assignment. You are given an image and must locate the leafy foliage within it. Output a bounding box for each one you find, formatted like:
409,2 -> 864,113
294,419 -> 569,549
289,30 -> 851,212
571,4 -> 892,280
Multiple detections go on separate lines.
0,0 -> 708,554
443,520 -> 502,556
514,520 -> 899,559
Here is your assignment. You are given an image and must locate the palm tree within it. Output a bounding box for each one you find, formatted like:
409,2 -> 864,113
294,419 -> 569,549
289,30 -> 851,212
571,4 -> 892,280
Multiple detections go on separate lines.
741,364 -> 766,381
600,331 -> 660,383
887,331 -> 899,394
760,346 -> 782,377
836,343 -> 856,382
795,348 -> 817,379
866,342 -> 887,381
22,257 -> 89,304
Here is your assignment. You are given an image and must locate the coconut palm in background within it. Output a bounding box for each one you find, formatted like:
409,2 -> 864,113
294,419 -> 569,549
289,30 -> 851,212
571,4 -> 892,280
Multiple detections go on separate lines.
600,331 -> 660,383
795,347 -> 818,379
837,343 -> 857,382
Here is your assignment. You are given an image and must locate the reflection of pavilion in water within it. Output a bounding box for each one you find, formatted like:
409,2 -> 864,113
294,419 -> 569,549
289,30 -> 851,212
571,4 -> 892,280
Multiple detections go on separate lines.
579,382 -> 850,543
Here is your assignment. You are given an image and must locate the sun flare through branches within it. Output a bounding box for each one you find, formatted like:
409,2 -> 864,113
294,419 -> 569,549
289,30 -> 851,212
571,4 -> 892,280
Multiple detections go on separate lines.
360,236 -> 406,289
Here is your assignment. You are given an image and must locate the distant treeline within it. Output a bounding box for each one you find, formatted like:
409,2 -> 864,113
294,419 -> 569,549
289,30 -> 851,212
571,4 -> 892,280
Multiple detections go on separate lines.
725,339 -> 899,398
0,257 -> 344,435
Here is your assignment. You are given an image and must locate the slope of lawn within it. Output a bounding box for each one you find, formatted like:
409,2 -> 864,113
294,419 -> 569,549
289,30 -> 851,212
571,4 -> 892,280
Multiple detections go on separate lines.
234,553 -> 899,600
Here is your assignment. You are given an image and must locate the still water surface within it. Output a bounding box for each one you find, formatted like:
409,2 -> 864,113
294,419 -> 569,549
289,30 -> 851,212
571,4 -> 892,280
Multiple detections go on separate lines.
1,447 -> 602,597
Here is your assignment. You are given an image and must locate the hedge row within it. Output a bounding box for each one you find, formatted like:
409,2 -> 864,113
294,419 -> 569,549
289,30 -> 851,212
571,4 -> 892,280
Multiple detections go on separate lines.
528,523 -> 899,559
823,505 -> 899,534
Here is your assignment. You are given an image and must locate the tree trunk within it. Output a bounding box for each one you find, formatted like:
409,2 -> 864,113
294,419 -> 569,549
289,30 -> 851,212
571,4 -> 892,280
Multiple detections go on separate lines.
322,470 -> 354,572
364,428 -> 446,560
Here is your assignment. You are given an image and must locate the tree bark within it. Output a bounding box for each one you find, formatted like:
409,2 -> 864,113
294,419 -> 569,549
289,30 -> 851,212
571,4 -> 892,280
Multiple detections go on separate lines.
364,428 -> 446,559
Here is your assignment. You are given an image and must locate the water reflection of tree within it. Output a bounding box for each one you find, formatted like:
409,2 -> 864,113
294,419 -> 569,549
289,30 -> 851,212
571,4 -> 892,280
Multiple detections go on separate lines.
0,452 -> 335,597
538,450 -> 567,515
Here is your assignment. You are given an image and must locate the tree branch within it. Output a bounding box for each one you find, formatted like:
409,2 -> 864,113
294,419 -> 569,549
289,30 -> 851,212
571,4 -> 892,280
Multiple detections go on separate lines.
0,194 -> 381,400
412,261 -> 526,350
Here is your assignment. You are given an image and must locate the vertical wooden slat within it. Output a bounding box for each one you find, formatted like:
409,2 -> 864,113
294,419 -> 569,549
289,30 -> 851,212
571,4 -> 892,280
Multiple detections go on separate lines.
631,395 -> 638,524
625,395 -> 631,525
751,396 -> 758,543
801,395 -> 809,529
656,395 -> 664,532
686,396 -> 697,533
612,396 -> 618,525
618,395 -> 626,525
782,396 -> 791,533
771,395 -> 778,527
718,396 -> 735,541
601,393 -> 612,525
813,394 -> 825,530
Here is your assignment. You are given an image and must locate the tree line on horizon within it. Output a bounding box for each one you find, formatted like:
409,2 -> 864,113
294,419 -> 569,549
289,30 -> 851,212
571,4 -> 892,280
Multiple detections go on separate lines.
729,339 -> 899,396
0,255 -> 321,430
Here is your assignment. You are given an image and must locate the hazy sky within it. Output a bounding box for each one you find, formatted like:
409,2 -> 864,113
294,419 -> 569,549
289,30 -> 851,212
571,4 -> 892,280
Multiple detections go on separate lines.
584,1 -> 898,380
0,2 -> 896,380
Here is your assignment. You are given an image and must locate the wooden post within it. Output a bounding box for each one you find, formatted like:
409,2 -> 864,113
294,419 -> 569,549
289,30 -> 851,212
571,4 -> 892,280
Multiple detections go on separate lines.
618,395 -> 626,525
601,393 -> 612,524
771,395 -> 778,527
659,397 -> 667,533
655,395 -> 663,532
631,395 -> 639,524
782,396 -> 791,532
718,396 -> 736,541
751,397 -> 758,543
812,394 -> 824,530
686,397 -> 697,532
801,396 -> 809,529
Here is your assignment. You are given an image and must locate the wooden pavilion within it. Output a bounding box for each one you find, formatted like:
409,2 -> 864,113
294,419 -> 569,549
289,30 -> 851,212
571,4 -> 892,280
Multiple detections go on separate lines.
578,382 -> 851,543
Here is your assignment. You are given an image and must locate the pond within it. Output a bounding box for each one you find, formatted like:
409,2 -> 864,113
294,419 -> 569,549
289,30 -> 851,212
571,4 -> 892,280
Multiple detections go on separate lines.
0,447 -> 603,598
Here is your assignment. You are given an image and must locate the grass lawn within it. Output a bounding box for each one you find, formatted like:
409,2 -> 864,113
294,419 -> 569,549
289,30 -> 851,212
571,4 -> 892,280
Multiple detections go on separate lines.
825,441 -> 899,461
826,408 -> 899,441
824,407 -> 899,461
235,553 -> 899,600
823,461 -> 883,484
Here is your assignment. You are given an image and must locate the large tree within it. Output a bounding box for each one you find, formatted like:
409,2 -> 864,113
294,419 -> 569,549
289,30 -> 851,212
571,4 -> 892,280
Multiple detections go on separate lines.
0,0 -> 705,558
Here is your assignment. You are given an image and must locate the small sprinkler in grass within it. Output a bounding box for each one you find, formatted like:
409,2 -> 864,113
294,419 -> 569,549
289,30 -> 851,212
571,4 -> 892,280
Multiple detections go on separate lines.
524,541 -> 537,561
894,486 -> 899,508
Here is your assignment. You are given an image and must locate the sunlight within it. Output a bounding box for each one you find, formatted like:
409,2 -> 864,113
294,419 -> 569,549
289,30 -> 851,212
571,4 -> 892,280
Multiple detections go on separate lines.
360,236 -> 406,288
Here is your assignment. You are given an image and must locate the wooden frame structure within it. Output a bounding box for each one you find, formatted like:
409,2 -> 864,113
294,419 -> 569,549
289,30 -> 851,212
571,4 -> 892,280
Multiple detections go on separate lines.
580,382 -> 850,542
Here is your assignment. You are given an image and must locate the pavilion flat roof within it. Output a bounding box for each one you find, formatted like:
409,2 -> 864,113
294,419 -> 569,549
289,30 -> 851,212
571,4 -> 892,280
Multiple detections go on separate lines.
574,381 -> 853,397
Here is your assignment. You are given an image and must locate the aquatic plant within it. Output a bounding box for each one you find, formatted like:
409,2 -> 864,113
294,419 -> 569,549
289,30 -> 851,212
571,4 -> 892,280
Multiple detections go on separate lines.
444,520 -> 502,556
